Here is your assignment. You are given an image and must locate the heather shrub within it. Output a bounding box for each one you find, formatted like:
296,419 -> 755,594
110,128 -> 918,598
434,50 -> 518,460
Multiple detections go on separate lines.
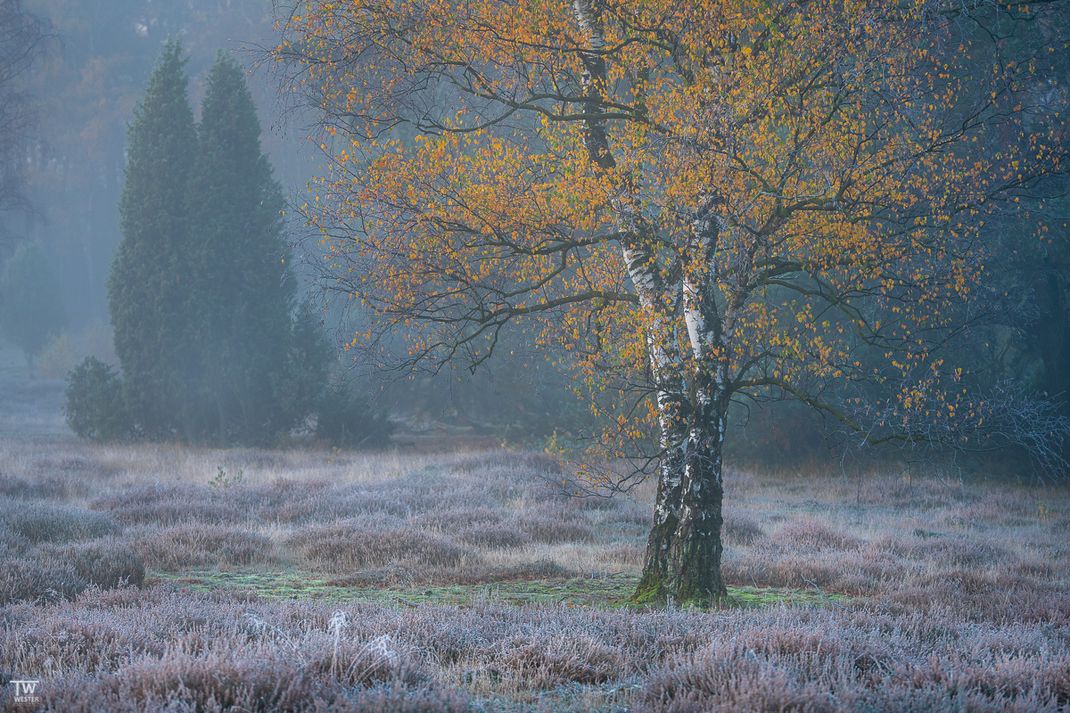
514,510 -> 596,543
566,493 -> 622,511
269,489 -> 410,524
442,558 -> 574,585
0,560 -> 85,604
495,633 -> 622,688
309,621 -> 428,689
448,450 -> 565,476
40,539 -> 145,589
35,454 -> 113,477
108,499 -> 246,526
44,652 -> 327,712
1009,559 -> 1056,580
723,513 -> 766,546
287,525 -> 467,571
0,502 -> 120,543
132,526 -> 274,569
721,547 -> 903,595
605,500 -> 652,527
0,529 -> 31,554
605,542 -> 645,566
910,538 -> 1014,567
0,539 -> 141,605
446,452 -> 570,502
410,507 -> 503,530
639,646 -> 804,713
94,487 -> 248,527
485,558 -> 573,581
336,685 -> 477,712
770,518 -> 862,551
455,522 -> 532,548
0,474 -> 68,499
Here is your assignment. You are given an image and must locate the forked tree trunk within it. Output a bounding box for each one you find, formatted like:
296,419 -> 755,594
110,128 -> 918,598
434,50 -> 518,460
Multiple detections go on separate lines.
571,0 -> 728,607
638,188 -> 729,606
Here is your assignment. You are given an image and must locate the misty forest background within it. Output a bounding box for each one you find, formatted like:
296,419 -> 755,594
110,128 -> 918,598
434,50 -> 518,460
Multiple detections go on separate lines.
0,0 -> 1068,474
1,0 -> 575,451
1,1 -> 1070,709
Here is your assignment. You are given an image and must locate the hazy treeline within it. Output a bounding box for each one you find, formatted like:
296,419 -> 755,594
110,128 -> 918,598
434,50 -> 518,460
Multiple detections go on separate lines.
0,0 -> 1067,473
6,0 -> 313,322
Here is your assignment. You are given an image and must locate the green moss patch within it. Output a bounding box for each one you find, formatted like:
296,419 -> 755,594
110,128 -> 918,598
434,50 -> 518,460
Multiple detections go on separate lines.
151,569 -> 844,609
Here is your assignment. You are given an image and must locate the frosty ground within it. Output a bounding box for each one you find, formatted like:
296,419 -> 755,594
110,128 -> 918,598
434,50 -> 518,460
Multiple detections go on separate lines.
0,379 -> 1068,711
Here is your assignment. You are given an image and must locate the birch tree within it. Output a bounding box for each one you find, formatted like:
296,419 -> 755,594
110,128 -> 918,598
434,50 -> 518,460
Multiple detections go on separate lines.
277,0 -> 1068,604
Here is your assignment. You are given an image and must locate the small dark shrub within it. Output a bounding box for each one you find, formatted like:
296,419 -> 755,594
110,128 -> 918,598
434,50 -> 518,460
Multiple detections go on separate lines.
64,357 -> 134,442
315,380 -> 394,449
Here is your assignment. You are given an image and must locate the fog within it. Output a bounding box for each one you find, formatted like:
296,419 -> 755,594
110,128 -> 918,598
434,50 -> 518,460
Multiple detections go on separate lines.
0,0 -> 577,445
11,0 -> 315,326
1,2 -> 1069,709
0,0 -> 1067,468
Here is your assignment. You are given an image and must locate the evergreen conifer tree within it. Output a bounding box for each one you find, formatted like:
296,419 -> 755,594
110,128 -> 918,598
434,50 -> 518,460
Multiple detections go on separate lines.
108,41 -> 197,439
100,45 -> 331,445
188,53 -> 312,444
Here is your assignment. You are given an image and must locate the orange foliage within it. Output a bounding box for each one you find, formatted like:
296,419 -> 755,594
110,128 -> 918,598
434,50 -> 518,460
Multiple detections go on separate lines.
278,0 -> 1065,458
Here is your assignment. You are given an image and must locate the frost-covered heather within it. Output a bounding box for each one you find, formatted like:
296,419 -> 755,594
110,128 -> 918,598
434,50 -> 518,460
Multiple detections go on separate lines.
2,585 -> 1068,711
0,435 -> 1067,711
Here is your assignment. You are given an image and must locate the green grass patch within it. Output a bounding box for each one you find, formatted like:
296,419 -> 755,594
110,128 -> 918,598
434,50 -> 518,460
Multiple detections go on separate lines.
150,569 -> 845,609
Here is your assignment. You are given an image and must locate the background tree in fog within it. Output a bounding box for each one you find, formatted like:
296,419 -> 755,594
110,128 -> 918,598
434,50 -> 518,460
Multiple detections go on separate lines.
101,44 -> 332,445
0,240 -> 64,370
108,40 -> 198,440
279,0 -> 1068,605
188,53 -> 324,445
0,0 -> 47,250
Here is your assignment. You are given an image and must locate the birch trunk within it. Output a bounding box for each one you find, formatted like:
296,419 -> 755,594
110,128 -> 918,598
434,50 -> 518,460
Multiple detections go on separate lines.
638,194 -> 728,604
668,382 -> 728,602
573,0 -> 724,606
